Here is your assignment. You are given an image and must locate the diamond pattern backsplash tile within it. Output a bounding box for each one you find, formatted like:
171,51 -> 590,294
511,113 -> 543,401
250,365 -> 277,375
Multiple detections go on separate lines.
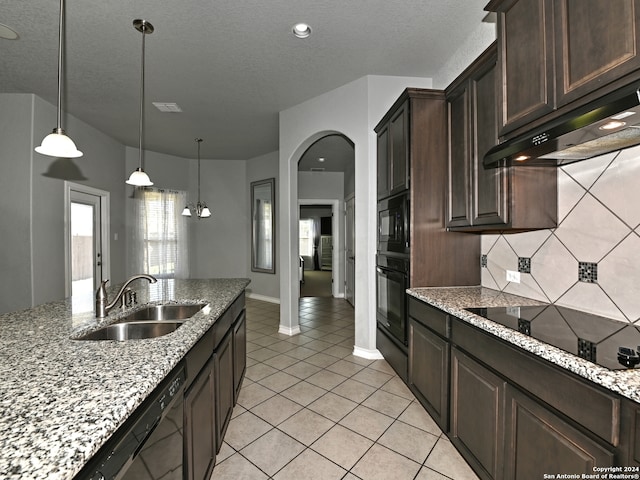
481,144 -> 640,323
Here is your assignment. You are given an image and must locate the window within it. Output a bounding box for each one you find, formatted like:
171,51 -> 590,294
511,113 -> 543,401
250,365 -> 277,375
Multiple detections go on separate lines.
299,218 -> 314,257
132,188 -> 189,279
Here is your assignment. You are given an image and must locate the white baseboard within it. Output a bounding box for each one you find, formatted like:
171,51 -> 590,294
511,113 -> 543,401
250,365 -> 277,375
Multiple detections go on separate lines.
278,325 -> 301,336
352,346 -> 384,360
246,292 -> 280,304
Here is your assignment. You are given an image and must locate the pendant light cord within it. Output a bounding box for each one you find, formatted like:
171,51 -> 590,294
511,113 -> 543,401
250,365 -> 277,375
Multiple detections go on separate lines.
56,0 -> 64,132
138,22 -> 146,171
196,138 -> 203,203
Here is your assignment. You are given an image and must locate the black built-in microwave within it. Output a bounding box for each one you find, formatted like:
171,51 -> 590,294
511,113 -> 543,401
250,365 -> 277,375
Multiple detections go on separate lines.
377,192 -> 409,256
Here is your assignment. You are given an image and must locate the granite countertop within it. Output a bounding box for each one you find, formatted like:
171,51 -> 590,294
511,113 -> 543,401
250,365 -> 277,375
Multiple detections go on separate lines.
407,286 -> 640,404
0,278 -> 250,480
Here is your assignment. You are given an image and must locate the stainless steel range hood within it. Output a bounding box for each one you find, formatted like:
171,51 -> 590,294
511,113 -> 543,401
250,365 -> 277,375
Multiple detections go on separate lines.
484,85 -> 640,168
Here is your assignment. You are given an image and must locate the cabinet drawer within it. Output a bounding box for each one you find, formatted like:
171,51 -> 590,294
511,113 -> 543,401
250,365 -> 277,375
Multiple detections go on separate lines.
451,319 -> 620,445
409,297 -> 450,339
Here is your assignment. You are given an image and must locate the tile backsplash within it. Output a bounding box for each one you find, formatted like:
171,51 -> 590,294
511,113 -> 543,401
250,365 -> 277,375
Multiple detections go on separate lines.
481,144 -> 640,323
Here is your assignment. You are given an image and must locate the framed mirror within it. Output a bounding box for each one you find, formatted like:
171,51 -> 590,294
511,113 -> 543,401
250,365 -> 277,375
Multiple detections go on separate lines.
251,178 -> 276,273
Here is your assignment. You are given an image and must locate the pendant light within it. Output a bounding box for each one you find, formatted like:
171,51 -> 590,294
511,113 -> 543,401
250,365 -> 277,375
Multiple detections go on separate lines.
182,138 -> 211,219
126,19 -> 154,187
35,0 -> 83,158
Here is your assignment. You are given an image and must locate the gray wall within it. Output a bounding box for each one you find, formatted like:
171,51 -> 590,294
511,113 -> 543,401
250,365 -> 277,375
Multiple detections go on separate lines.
246,151 -> 279,301
0,93 -> 127,313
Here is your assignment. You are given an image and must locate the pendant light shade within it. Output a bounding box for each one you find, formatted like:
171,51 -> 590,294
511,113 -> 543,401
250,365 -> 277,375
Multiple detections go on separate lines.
182,138 -> 212,219
126,19 -> 154,187
35,0 -> 83,158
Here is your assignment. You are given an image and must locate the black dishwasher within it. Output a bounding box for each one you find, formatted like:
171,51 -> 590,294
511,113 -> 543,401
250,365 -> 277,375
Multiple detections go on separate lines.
78,365 -> 185,480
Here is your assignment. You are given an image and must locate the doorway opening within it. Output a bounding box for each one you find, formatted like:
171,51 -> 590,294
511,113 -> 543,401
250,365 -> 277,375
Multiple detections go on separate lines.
299,204 -> 333,297
64,182 -> 110,297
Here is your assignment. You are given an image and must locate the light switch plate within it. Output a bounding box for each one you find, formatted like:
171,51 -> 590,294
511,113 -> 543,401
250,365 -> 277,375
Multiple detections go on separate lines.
506,270 -> 521,283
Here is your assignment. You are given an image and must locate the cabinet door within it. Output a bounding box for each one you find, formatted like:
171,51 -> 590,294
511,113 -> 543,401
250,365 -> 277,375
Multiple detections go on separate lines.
450,347 -> 505,480
504,386 -> 614,479
215,331 -> 234,451
498,0 -> 555,134
233,311 -> 246,402
390,102 -> 410,195
555,0 -> 640,107
184,356 -> 216,480
446,85 -> 472,227
471,53 -> 508,226
377,125 -> 390,200
408,318 -> 449,431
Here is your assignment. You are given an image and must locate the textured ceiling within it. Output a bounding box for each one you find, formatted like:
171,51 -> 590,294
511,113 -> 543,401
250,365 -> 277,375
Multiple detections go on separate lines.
1,0 -> 490,160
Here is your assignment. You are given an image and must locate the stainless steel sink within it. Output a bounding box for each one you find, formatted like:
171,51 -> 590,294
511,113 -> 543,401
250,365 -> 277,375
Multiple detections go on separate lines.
117,303 -> 207,322
76,321 -> 185,341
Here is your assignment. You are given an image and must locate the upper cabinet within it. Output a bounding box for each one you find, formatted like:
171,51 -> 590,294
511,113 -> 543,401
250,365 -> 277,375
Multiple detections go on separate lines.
487,0 -> 640,137
377,99 -> 410,199
446,43 -> 557,232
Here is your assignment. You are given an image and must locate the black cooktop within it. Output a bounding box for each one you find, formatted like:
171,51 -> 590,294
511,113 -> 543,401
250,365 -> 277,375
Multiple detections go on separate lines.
465,305 -> 640,370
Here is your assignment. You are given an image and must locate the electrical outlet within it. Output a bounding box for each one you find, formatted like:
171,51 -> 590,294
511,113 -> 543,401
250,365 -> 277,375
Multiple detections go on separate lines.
506,270 -> 521,283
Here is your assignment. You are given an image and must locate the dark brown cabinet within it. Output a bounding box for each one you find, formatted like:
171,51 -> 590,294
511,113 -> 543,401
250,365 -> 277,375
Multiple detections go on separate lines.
377,101 -> 409,199
619,399 -> 640,466
184,356 -> 216,480
504,386 -> 614,478
446,43 -> 557,232
450,347 -> 506,480
408,299 -> 450,431
487,0 -> 640,137
215,331 -> 234,451
233,311 -> 246,402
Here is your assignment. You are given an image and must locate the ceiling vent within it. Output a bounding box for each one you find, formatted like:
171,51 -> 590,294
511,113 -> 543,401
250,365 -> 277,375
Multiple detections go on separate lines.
152,102 -> 182,112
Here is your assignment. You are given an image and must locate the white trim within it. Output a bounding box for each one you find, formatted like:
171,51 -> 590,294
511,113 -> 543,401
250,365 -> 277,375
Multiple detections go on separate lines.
278,325 -> 301,336
246,292 -> 281,304
64,182 -> 110,297
297,198 -> 341,298
352,346 -> 384,360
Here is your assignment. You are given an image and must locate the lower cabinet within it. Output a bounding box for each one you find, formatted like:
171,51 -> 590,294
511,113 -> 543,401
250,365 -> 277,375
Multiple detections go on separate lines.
504,386 -> 614,478
233,311 -> 247,402
450,347 -> 505,480
408,317 -> 449,431
184,356 -> 216,480
215,330 -> 234,451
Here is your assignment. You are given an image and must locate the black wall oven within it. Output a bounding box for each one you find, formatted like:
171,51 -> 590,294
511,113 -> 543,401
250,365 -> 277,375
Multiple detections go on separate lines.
376,254 -> 409,346
377,193 -> 409,256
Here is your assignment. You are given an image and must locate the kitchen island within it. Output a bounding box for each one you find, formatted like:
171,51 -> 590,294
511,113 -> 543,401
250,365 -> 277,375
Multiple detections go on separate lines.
0,278 -> 249,480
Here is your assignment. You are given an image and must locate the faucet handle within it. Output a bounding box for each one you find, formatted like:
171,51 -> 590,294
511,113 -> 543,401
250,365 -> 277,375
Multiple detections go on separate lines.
96,279 -> 109,301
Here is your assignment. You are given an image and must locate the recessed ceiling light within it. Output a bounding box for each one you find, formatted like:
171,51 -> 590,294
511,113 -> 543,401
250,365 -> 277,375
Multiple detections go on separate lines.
152,102 -> 182,112
0,23 -> 19,40
318,157 -> 325,162
292,23 -> 311,39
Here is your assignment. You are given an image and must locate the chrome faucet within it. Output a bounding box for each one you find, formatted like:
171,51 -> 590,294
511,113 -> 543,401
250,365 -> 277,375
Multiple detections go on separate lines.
95,274 -> 157,318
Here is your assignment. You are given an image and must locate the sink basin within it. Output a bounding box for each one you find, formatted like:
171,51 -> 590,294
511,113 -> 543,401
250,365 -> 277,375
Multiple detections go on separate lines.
76,321 -> 185,341
117,303 -> 207,322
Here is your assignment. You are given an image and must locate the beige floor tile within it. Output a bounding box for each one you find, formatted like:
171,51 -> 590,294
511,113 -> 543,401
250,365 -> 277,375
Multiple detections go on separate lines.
245,363 -> 279,382
223,411 -> 272,450
380,376 -> 415,401
424,437 -> 481,480
231,404 -> 246,419
261,353 -> 300,370
415,467 -> 452,480
283,334 -> 315,345
304,339 -> 335,351
324,359 -> 365,377
362,389 -> 412,418
215,442 -> 235,465
310,424 -> 373,469
323,344 -> 354,359
304,352 -> 341,368
273,448 -> 347,480
378,421 -> 439,463
257,371 -> 301,393
284,346 -> 317,360
351,367 -> 394,388
305,370 -> 347,390
283,361 -> 323,379
397,401 -> 443,436
251,335 -> 280,346
240,429 -> 306,476
331,378 -> 376,403
247,347 -> 280,362
250,394 -> 303,426
280,380 -> 327,406
278,408 -> 335,446
236,382 -> 276,410
351,444 -> 422,480
338,405 -> 395,441
307,391 -> 358,422
367,359 -> 396,375
342,355 -> 374,367
265,340 -> 298,354
210,453 -> 269,480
